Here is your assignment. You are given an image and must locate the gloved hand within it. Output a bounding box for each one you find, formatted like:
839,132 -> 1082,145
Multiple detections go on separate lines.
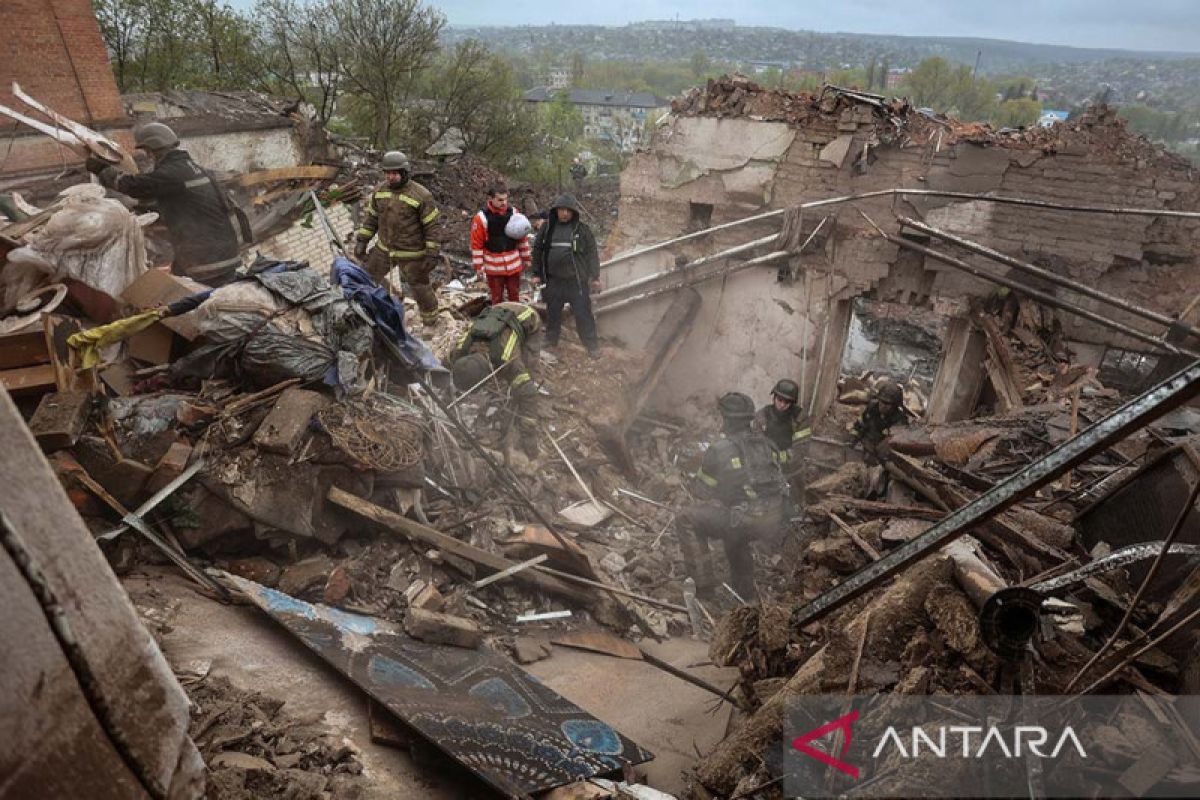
354,240 -> 368,260
85,154 -> 112,175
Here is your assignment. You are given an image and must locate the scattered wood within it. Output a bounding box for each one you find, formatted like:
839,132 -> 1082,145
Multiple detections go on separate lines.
328,487 -> 593,605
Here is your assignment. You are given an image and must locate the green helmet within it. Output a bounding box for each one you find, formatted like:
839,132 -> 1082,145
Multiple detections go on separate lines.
877,380 -> 904,405
718,391 -> 756,420
133,122 -> 179,151
771,379 -> 800,404
380,150 -> 410,171
451,353 -> 492,393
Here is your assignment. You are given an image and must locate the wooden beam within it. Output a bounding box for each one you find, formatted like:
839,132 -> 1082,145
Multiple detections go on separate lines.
595,288 -> 702,474
327,487 -> 593,605
238,165 -> 339,187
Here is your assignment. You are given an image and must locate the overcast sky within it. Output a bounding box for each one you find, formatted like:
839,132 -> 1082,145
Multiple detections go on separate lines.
229,1 -> 1200,53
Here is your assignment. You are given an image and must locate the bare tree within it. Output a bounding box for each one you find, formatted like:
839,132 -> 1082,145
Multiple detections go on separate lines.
326,0 -> 445,148
95,0 -> 146,91
255,0 -> 343,122
418,40 -> 534,169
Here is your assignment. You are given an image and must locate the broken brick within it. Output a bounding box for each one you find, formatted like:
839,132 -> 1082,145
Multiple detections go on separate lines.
404,607 -> 483,649
28,391 -> 92,452
252,388 -> 330,455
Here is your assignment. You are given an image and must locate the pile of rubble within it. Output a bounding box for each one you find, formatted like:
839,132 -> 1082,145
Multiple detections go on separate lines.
681,301 -> 1200,798
671,74 -> 1199,171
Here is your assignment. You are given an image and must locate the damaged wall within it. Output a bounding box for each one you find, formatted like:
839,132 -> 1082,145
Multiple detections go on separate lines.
604,84 -> 1200,419
0,0 -> 131,183
253,204 -> 356,269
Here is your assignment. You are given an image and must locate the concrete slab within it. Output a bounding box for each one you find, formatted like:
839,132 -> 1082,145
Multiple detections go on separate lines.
527,638 -> 736,796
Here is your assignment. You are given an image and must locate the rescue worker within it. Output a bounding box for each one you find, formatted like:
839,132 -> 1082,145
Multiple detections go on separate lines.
530,193 -> 601,357
87,122 -> 250,286
447,302 -> 542,452
678,392 -> 789,602
470,185 -> 532,305
354,151 -> 448,325
852,379 -> 908,463
754,378 -> 813,461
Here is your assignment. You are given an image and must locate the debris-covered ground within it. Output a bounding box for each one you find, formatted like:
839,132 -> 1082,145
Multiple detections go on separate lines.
4,73 -> 1200,800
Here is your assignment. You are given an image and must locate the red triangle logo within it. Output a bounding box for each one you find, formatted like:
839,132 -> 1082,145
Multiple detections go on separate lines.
790,709 -> 861,779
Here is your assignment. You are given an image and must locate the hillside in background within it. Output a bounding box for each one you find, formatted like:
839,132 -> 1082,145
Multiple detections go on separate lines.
442,23 -> 1198,75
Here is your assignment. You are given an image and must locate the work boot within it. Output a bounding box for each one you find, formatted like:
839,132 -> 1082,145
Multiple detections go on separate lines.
678,528 -> 718,597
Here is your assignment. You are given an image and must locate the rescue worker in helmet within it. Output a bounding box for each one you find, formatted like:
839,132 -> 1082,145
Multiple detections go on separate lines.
852,379 -> 909,463
354,151 -> 449,325
86,122 -> 251,286
754,378 -> 813,459
447,302 -> 542,455
678,392 -> 790,602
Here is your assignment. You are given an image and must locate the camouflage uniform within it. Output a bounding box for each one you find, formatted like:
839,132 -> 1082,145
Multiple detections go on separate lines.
449,303 -> 542,429
355,177 -> 448,322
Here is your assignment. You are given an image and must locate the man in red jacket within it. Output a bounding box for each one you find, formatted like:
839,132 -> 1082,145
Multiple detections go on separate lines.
470,186 -> 532,305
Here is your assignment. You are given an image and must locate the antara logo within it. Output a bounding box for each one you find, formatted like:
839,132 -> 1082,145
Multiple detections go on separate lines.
872,726 -> 1088,759
791,712 -> 1088,779
791,710 -> 861,779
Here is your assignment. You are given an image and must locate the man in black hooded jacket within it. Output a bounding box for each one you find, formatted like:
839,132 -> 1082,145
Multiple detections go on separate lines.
530,193 -> 601,357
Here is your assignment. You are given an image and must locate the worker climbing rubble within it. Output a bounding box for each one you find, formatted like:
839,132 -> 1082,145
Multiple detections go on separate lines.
87,122 -> 252,287
354,150 -> 449,326
851,378 -> 909,463
678,392 -> 790,602
754,378 -> 812,459
447,301 -> 543,456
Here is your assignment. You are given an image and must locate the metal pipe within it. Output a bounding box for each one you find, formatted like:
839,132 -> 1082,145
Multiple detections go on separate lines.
884,233 -> 1199,358
898,216 -> 1200,340
1032,542 -> 1200,594
790,354 -> 1200,629
595,233 -> 778,303
599,188 -> 1200,273
595,251 -> 789,316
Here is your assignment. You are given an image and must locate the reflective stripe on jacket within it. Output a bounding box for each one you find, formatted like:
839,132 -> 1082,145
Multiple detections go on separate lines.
355,179 -> 447,260
470,209 -> 531,276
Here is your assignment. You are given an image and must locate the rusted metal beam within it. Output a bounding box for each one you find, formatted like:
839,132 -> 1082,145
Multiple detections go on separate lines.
898,216 -> 1200,341
600,188 -> 1200,273
791,355 -> 1200,629
883,233 -> 1200,357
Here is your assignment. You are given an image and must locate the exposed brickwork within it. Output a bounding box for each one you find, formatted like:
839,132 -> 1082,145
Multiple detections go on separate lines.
252,204 -> 356,269
0,0 -> 128,177
615,110 -> 1200,351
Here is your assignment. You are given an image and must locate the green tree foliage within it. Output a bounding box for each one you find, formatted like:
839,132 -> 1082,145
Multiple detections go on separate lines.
690,50 -> 712,78
414,40 -> 536,172
254,0 -> 343,123
993,99 -> 1042,128
1119,105 -> 1195,143
520,91 -> 584,185
326,0 -> 444,148
95,0 -> 260,91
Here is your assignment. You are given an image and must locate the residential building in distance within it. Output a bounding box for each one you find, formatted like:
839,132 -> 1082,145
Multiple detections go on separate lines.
1039,109 -> 1070,128
886,68 -> 912,90
523,88 -> 670,153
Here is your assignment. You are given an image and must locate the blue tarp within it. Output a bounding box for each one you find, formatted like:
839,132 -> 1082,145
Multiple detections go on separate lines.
330,256 -> 441,373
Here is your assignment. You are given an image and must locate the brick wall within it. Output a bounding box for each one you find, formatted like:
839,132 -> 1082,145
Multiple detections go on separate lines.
0,0 -> 129,177
609,108 -> 1200,414
252,204 -> 356,269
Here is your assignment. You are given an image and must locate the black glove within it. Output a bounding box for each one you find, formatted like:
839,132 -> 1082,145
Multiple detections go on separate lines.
354,240 -> 369,260
85,154 -> 112,175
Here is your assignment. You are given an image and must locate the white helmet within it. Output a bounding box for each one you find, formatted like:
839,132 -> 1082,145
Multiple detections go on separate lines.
504,213 -> 532,240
